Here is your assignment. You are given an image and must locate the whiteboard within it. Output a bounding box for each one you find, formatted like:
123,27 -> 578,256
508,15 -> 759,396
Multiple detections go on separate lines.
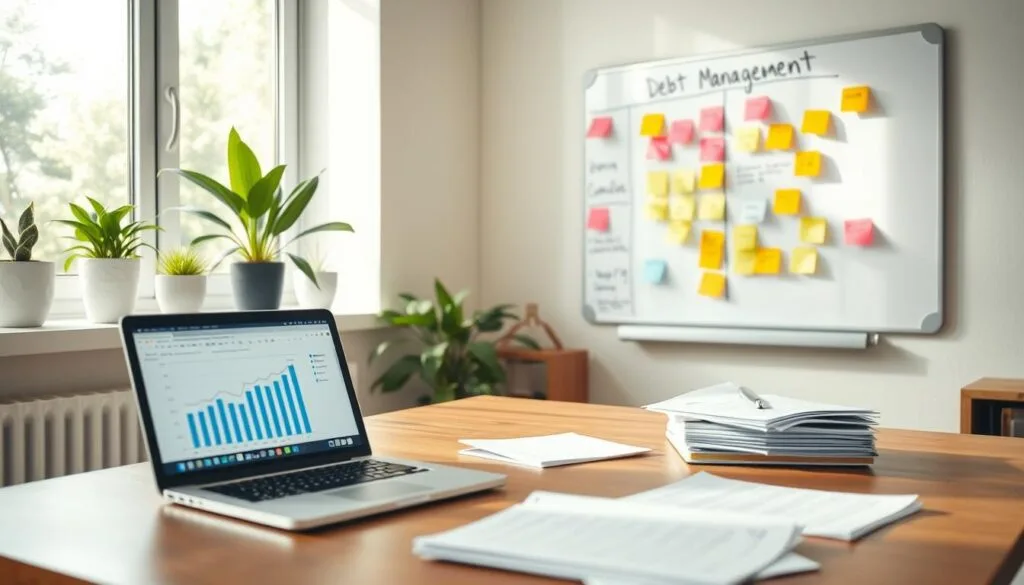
582,24 -> 944,334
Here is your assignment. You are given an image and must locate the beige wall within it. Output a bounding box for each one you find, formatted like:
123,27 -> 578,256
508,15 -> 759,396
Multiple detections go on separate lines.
479,0 -> 1024,432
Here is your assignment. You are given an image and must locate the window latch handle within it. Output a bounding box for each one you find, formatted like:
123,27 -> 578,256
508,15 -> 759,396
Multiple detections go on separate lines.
164,86 -> 179,152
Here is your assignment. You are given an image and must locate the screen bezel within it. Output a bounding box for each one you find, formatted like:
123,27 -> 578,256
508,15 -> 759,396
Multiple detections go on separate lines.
120,309 -> 372,491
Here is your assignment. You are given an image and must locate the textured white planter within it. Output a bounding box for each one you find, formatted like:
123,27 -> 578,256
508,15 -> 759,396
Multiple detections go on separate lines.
80,258 -> 141,323
294,271 -> 338,310
156,274 -> 207,314
0,261 -> 55,327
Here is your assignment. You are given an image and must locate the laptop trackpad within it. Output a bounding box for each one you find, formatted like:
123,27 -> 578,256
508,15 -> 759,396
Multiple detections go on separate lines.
326,481 -> 430,501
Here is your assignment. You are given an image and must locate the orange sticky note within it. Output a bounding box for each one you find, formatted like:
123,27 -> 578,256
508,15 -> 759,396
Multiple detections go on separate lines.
841,86 -> 871,113
801,110 -> 830,135
699,230 -> 724,269
733,250 -> 757,275
671,169 -> 696,194
647,171 -> 669,197
698,163 -> 725,190
586,116 -> 613,138
794,150 -> 822,177
800,217 -> 828,244
670,194 -> 696,221
754,248 -> 782,274
647,136 -> 672,161
845,218 -> 875,246
733,224 -> 758,251
744,96 -> 772,120
645,200 -> 669,221
667,220 -> 691,244
765,123 -> 794,150
698,272 -> 727,298
773,189 -> 801,215
669,119 -> 695,144
790,246 -> 818,274
699,106 -> 725,132
697,192 -> 726,221
587,207 -> 609,232
736,126 -> 760,152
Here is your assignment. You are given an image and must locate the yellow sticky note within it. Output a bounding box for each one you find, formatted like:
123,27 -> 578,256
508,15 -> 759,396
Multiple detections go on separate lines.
801,110 -> 831,135
667,220 -> 691,244
790,246 -> 818,274
800,216 -> 828,244
736,126 -> 760,152
698,192 -> 726,221
733,224 -> 758,251
671,169 -> 696,194
670,194 -> 696,221
640,113 -> 666,136
699,230 -> 724,270
765,123 -> 794,150
647,171 -> 669,197
698,163 -> 725,190
841,86 -> 871,113
645,200 -> 669,221
794,151 -> 822,177
773,189 -> 801,215
733,250 -> 757,275
698,272 -> 726,298
754,248 -> 782,275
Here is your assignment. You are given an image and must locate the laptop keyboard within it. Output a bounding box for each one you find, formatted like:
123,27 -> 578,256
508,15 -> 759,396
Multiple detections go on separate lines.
207,459 -> 422,502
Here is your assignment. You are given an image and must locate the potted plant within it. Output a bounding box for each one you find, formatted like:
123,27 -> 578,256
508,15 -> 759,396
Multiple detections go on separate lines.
0,202 -> 54,327
161,128 -> 353,310
369,279 -> 539,404
294,246 -> 337,310
58,198 -> 159,323
156,247 -> 208,314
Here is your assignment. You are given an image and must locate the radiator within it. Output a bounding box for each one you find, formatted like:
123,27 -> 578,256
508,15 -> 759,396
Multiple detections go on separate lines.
0,390 -> 147,487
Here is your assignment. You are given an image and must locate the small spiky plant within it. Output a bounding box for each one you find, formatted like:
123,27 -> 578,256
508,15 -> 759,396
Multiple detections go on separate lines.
158,247 -> 208,276
0,202 -> 40,261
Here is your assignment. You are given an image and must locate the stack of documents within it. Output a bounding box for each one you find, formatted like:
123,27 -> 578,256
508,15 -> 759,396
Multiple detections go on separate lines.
646,383 -> 879,466
458,432 -> 650,468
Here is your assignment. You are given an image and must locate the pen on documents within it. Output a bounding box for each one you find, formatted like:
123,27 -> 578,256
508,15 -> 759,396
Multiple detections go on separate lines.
739,386 -> 771,409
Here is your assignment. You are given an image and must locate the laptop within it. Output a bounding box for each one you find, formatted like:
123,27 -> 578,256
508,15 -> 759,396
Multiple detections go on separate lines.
119,309 -> 506,531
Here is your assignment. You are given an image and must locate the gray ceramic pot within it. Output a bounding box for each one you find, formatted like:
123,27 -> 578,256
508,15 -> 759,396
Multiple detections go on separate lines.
230,262 -> 285,310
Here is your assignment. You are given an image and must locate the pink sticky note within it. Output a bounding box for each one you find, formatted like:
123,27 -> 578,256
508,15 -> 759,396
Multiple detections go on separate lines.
699,106 -> 725,132
647,136 -> 672,161
587,207 -> 610,232
699,137 -> 725,162
844,218 -> 875,246
744,96 -> 772,120
669,120 -> 695,145
586,116 -> 613,138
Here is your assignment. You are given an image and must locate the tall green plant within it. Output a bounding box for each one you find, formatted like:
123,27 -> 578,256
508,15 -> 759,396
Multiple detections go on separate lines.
0,202 -> 39,261
369,279 -> 539,404
56,198 -> 159,271
159,127 -> 353,287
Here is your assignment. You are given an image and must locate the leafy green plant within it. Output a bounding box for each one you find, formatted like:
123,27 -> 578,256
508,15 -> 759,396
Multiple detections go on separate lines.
57,198 -> 160,271
0,202 -> 39,261
159,127 -> 353,287
158,247 -> 208,276
369,279 -> 539,404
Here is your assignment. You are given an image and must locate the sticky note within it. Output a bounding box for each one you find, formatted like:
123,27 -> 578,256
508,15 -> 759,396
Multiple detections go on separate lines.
644,259 -> 667,284
698,163 -> 725,190
587,207 -> 609,232
790,246 -> 818,274
736,126 -> 760,152
845,218 -> 875,246
669,119 -> 695,144
801,110 -> 830,135
671,169 -> 696,194
744,96 -> 772,120
670,194 -> 696,221
647,171 -> 669,196
773,189 -> 801,215
640,113 -> 666,136
754,248 -> 782,275
737,198 -> 768,224
667,220 -> 691,244
699,106 -> 725,132
733,225 -> 758,251
800,217 -> 828,244
699,230 -> 725,269
698,192 -> 726,221
841,86 -> 871,113
700,137 -> 725,162
645,200 -> 669,221
794,150 -> 822,177
733,250 -> 757,275
647,136 -> 672,161
586,116 -> 613,138
698,272 -> 727,298
765,123 -> 794,150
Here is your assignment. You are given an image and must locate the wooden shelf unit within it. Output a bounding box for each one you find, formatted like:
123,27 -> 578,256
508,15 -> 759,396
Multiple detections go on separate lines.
960,378 -> 1024,436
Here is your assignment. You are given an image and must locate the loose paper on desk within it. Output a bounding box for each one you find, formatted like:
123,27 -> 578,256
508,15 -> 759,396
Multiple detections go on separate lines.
458,432 -> 650,468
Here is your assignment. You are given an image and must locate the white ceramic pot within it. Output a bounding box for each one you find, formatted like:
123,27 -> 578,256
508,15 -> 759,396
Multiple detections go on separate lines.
0,261 -> 55,327
156,274 -> 207,314
80,258 -> 141,323
294,271 -> 338,310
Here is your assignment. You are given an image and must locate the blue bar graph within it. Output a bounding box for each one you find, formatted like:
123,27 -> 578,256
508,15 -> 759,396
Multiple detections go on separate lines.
187,413 -> 200,448
207,405 -> 221,445
198,411 -> 211,447
274,381 -> 293,436
229,404 -> 242,443
288,365 -> 312,433
246,391 -> 263,440
217,399 -> 232,444
240,408 -> 252,442
265,385 -> 282,438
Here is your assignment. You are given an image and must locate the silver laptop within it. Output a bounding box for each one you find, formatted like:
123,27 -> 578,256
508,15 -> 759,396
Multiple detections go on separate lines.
120,309 -> 505,531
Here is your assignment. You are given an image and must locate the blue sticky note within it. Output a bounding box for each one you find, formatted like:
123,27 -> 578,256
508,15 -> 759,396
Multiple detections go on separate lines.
644,259 -> 667,284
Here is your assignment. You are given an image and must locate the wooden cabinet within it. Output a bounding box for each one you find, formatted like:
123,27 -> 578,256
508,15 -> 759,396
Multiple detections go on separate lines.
960,378 -> 1024,436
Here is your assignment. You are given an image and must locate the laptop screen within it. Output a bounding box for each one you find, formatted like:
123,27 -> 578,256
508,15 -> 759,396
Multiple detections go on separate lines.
131,317 -> 362,477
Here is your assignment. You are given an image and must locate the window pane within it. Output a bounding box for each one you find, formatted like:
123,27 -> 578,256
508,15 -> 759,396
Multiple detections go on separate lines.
0,0 -> 129,264
178,0 -> 276,270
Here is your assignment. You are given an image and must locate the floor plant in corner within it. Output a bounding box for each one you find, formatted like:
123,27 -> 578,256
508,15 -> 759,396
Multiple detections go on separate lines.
0,202 -> 54,327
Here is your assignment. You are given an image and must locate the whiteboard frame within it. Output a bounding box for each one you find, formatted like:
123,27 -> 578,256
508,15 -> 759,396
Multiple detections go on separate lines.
581,23 -> 945,335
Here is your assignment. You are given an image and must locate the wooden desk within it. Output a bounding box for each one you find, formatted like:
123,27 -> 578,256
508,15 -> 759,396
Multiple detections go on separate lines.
0,397 -> 1021,585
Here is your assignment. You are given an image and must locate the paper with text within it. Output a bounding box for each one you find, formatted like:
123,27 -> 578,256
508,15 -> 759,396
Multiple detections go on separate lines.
699,163 -> 726,190
640,113 -> 666,136
801,110 -> 830,135
790,246 -> 818,274
669,119 -> 695,144
458,433 -> 650,468
841,86 -> 871,113
698,192 -> 726,221
587,117 -> 613,139
773,189 -> 801,215
587,208 -> 610,232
